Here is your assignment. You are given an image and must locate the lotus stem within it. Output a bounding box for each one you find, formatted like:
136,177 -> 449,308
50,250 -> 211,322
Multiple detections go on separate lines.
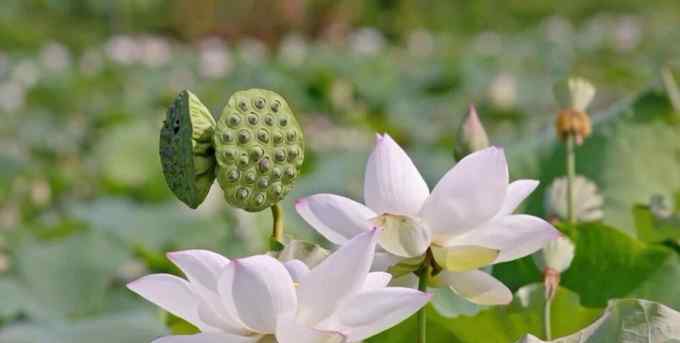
270,204 -> 284,250
544,296 -> 553,340
566,134 -> 576,225
417,254 -> 432,343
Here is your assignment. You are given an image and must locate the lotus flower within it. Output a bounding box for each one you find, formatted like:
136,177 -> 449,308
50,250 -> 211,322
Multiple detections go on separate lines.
128,230 -> 430,342
296,134 -> 559,305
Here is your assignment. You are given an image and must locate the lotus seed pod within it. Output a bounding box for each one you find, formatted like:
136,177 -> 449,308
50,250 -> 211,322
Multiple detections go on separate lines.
160,90 -> 217,209
533,235 -> 575,273
454,105 -> 490,160
215,89 -> 304,212
545,175 -> 604,222
555,108 -> 592,144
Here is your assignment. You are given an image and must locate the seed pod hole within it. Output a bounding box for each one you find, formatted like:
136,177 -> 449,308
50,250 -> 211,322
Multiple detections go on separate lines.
259,158 -> 272,173
227,169 -> 240,182
238,153 -> 250,167
236,187 -> 250,201
271,100 -> 281,113
271,167 -> 282,179
238,101 -> 248,112
254,97 -> 266,110
249,146 -> 264,161
257,129 -> 270,143
272,131 -> 284,145
244,170 -> 257,184
247,113 -> 258,125
228,115 -> 241,128
257,177 -> 270,189
222,131 -> 234,143
238,129 -> 251,144
286,129 -> 297,143
274,149 -> 286,162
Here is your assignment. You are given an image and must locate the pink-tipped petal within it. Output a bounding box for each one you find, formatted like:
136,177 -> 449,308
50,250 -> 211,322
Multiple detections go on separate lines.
337,288 -> 431,341
230,255 -> 297,334
296,194 -> 376,245
128,274 -> 208,331
421,147 -> 509,242
496,180 -> 539,217
364,133 -> 429,216
297,230 -> 378,325
450,214 -> 560,263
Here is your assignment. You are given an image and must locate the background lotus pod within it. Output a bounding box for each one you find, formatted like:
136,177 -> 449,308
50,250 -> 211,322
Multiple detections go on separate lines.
159,90 -> 217,209
214,89 -> 305,212
553,77 -> 596,112
545,175 -> 603,222
533,236 -> 575,274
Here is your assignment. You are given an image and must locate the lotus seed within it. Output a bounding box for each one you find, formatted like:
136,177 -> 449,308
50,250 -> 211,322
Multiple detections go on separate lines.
227,169 -> 240,182
271,167 -> 282,179
247,113 -> 258,125
286,129 -> 297,143
272,131 -> 284,145
228,115 -> 241,128
238,129 -> 251,144
257,177 -> 269,189
222,131 -> 234,143
244,170 -> 257,184
274,149 -> 286,162
257,129 -> 270,143
271,100 -> 281,113
250,146 -> 264,161
236,187 -> 250,200
254,97 -> 266,110
259,158 -> 272,172
279,116 -> 288,127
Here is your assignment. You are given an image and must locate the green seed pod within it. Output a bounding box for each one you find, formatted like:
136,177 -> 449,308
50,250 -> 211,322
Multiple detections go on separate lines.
160,90 -> 217,209
215,89 -> 305,212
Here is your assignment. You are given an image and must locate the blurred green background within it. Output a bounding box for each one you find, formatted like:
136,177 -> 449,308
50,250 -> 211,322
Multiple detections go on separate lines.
1,1 -> 679,342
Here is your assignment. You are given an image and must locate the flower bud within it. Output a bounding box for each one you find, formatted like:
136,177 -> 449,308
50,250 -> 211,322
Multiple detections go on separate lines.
160,90 -> 217,209
545,175 -> 603,222
554,77 -> 595,144
214,89 -> 304,212
454,105 -> 490,160
533,235 -> 575,274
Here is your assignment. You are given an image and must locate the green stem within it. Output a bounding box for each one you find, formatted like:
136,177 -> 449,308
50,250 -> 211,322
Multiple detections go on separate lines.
566,134 -> 576,225
544,296 -> 553,340
417,258 -> 432,343
270,204 -> 284,250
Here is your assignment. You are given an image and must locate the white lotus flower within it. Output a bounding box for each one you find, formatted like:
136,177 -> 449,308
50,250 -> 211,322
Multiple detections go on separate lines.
128,230 -> 430,343
296,133 -> 559,305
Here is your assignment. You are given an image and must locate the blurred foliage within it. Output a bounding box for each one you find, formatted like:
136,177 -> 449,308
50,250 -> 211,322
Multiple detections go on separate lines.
0,0 -> 679,341
369,284 -> 601,343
